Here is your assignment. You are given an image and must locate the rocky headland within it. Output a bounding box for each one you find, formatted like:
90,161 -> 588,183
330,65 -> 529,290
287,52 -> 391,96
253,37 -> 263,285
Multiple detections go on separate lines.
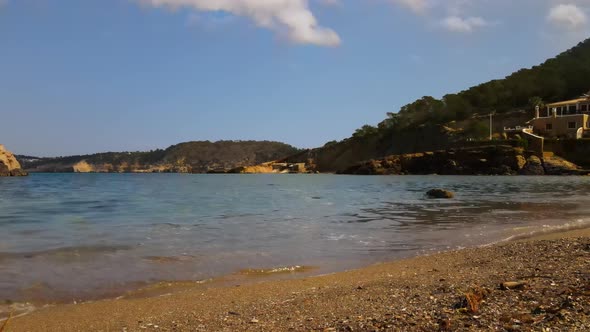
18,141 -> 300,174
0,144 -> 27,176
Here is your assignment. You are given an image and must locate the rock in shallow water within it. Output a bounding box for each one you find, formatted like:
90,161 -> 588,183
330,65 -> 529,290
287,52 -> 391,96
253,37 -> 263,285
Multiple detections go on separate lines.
426,188 -> 454,199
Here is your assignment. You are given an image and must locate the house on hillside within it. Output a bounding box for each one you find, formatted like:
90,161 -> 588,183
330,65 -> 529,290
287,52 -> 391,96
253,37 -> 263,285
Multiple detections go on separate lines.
542,95 -> 590,117
528,92 -> 590,139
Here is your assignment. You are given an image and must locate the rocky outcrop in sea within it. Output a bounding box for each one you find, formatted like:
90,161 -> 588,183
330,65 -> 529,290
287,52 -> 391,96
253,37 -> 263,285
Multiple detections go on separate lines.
0,145 -> 28,176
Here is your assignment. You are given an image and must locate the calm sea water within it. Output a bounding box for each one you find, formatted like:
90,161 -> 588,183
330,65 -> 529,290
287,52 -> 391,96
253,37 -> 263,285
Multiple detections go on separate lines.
1,174 -> 590,304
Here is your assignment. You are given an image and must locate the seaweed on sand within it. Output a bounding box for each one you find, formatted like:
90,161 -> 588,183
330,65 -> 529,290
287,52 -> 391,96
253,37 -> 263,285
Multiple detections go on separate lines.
454,286 -> 490,313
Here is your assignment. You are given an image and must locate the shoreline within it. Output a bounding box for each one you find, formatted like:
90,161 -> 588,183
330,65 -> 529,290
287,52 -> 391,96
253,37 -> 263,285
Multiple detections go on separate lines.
3,219 -> 588,308
18,171 -> 590,176
6,228 -> 590,331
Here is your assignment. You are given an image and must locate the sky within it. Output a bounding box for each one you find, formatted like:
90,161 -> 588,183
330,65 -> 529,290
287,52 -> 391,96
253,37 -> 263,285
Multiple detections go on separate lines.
1,0 -> 589,157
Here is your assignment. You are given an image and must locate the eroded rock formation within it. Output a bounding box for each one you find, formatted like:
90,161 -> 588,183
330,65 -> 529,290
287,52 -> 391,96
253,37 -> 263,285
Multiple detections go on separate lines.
339,145 -> 590,176
0,145 -> 27,176
339,146 -> 528,175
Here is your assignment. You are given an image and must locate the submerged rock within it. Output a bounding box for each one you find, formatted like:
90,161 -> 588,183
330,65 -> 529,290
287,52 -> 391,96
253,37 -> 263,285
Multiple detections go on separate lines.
0,144 -> 27,176
426,188 -> 454,199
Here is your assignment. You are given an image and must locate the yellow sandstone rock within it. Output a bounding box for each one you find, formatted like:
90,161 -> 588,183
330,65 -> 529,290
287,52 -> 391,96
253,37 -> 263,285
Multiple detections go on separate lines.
0,144 -> 27,176
0,144 -> 22,171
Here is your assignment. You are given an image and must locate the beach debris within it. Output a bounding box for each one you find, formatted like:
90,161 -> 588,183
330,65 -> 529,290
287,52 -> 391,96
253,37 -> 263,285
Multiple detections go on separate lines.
500,281 -> 528,290
437,315 -> 452,331
426,189 -> 454,199
228,311 -> 240,316
250,318 -> 259,324
453,286 -> 490,313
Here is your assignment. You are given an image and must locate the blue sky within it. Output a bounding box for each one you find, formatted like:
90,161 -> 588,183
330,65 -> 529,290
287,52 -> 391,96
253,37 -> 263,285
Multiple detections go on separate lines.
1,0 -> 589,156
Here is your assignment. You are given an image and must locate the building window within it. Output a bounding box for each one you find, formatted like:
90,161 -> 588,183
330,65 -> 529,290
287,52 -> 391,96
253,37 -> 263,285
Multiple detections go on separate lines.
583,104 -> 589,112
568,122 -> 577,129
569,105 -> 577,113
546,123 -> 553,130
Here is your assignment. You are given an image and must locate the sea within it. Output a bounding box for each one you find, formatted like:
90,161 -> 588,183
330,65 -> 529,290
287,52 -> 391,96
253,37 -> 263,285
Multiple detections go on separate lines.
1,173 -> 589,308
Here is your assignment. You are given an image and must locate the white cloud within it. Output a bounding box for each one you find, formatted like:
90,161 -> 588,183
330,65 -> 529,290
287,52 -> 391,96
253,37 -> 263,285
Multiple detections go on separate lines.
441,15 -> 487,33
387,0 -> 493,33
391,0 -> 430,13
547,4 -> 588,30
140,0 -> 341,47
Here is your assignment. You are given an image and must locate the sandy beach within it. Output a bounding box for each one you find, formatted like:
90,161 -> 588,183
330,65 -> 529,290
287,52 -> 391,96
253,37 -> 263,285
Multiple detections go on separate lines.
2,228 -> 588,331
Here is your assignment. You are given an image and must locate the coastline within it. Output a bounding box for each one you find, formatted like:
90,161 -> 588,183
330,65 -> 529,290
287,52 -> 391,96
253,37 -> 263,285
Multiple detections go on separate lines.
6,228 -> 590,331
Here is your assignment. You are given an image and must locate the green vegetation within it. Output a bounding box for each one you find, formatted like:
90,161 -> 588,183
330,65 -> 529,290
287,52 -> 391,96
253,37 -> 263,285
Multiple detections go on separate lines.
20,141 -> 301,173
351,38 -> 590,141
323,140 -> 339,148
21,150 -> 167,168
464,121 -> 490,140
528,96 -> 545,112
293,38 -> 590,172
352,125 -> 379,139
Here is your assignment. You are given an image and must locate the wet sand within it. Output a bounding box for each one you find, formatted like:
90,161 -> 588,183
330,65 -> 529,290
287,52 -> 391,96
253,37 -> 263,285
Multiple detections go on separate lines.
6,229 -> 590,331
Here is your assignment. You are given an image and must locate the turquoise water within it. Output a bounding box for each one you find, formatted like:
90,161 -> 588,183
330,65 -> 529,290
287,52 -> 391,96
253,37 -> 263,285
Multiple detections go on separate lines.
1,173 -> 590,303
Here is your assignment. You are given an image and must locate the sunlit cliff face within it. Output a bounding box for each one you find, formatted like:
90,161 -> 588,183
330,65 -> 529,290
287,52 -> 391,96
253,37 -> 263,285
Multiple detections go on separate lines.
0,144 -> 23,171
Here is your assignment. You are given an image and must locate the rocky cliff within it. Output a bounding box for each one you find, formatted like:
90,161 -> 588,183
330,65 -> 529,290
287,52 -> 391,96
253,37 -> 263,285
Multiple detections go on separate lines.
282,124 -> 462,173
0,145 -> 28,176
339,145 -> 589,176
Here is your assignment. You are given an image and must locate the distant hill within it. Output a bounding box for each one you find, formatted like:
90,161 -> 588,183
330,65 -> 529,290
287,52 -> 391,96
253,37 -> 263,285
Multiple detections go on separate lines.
287,38 -> 590,172
19,141 -> 301,173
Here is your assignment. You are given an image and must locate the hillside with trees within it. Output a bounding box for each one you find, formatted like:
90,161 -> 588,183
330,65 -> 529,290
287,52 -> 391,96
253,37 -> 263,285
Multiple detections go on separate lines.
288,38 -> 590,171
19,141 -> 301,173
379,39 -> 590,132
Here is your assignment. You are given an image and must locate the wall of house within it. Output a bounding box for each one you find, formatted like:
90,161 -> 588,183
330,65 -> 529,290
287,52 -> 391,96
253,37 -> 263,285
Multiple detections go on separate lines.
521,131 -> 544,157
531,114 -> 588,138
